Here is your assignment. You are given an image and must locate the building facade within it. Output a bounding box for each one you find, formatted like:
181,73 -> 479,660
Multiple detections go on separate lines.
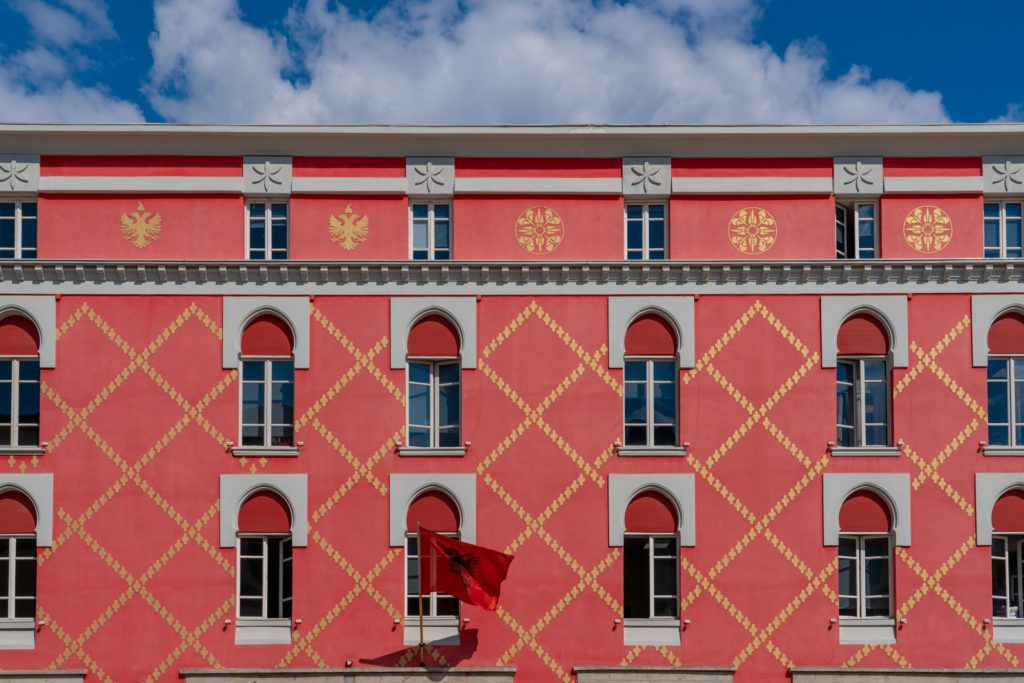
0,125 -> 1022,682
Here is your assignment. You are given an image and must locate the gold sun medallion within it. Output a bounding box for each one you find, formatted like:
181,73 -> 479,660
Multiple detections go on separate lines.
727,207 -> 778,255
514,206 -> 564,255
120,202 -> 162,249
902,205 -> 952,254
328,205 -> 370,251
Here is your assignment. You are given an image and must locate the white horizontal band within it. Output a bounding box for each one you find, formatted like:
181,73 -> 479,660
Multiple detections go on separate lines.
671,176 -> 833,194
455,176 -> 622,194
883,176 -> 983,194
39,176 -> 242,193
292,176 -> 406,194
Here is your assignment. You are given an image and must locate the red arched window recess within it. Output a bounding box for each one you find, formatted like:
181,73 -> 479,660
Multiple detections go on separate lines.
0,489 -> 36,534
837,313 -> 889,357
625,313 -> 677,357
625,490 -> 679,534
993,488 -> 1024,534
408,315 -> 460,358
406,490 -> 460,533
0,315 -> 40,357
989,312 -> 1024,356
238,489 -> 292,534
241,314 -> 294,357
839,489 -> 893,533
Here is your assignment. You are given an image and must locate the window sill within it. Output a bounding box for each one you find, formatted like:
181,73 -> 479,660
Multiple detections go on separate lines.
994,617 -> 1024,643
0,618 -> 36,649
0,446 -> 45,456
398,447 -> 467,457
838,618 -> 895,645
830,446 -> 901,457
403,616 -> 460,646
983,445 -> 1024,457
231,446 -> 299,458
616,445 -> 687,457
234,618 -> 292,645
623,619 -> 680,646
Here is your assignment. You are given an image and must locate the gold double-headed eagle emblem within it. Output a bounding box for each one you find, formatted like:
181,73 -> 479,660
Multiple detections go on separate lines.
328,205 -> 370,251
120,202 -> 162,249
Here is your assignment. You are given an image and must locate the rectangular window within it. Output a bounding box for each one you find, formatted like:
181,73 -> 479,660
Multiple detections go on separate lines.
625,203 -> 667,260
985,201 -> 1023,259
988,357 -> 1024,447
405,534 -> 459,618
0,201 -> 38,259
623,535 -> 678,619
0,358 -> 39,447
237,536 -> 292,619
838,535 -> 891,618
836,202 -> 877,259
623,358 -> 677,447
407,360 -> 460,448
836,357 -> 889,447
247,202 -> 289,260
240,359 -> 294,448
411,202 -> 452,260
992,535 -> 1024,618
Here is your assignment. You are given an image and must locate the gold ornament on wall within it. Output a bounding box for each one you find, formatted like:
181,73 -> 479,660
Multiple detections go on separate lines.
903,205 -> 952,254
120,202 -> 162,249
328,205 -> 370,251
727,207 -> 777,255
514,206 -> 564,255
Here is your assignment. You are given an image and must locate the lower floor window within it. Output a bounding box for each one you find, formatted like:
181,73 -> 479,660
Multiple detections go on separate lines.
405,534 -> 459,618
623,534 -> 678,619
238,536 -> 292,619
838,535 -> 891,618
993,535 -> 1023,618
0,536 -> 35,619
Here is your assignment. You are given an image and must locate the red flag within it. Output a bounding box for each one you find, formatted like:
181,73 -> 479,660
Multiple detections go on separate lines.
418,527 -> 514,611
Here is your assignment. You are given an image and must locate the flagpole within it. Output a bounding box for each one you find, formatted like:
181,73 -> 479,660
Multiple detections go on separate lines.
417,523 -> 425,667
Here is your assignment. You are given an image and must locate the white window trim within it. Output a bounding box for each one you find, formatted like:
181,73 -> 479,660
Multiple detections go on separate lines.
620,356 -> 680,453
984,200 -> 1023,259
0,534 -> 34,620
0,356 -> 40,450
623,532 -> 679,619
624,202 -> 667,260
834,200 -> 878,260
245,201 -> 289,261
0,198 -> 37,259
622,532 -> 680,646
992,535 -> 1023,621
988,356 -> 1024,449
837,533 -> 896,645
0,533 -> 35,650
409,201 -> 452,260
236,533 -> 292,621
404,531 -> 460,619
402,357 -> 463,455
402,530 -> 460,646
234,356 -> 297,456
835,355 -> 891,450
838,534 -> 893,619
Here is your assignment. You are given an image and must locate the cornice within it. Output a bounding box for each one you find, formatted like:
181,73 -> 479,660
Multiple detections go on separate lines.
0,259 -> 1021,295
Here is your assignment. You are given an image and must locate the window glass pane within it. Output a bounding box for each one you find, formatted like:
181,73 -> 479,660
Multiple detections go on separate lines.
624,425 -> 646,446
989,378 -> 1008,424
434,220 -> 450,250
438,382 -> 460,428
15,538 -> 34,556
22,218 -> 37,252
18,361 -> 38,382
863,359 -> 886,382
270,203 -> 287,218
270,424 -> 293,447
625,205 -> 643,220
989,425 -> 1010,447
408,362 -> 430,384
652,382 -> 676,423
985,203 -> 1001,218
838,536 -> 856,556
836,361 -> 854,384
438,363 -> 460,384
409,384 -> 430,425
624,361 -> 645,382
0,361 -> 11,381
864,537 -> 889,556
18,425 -> 38,448
622,537 -> 650,619
436,596 -> 460,616
838,556 -> 856,596
412,204 -> 428,219
0,383 -> 11,426
412,222 -> 428,252
836,381 -> 854,428
0,203 -> 12,218
241,426 -> 264,446
989,358 -> 1009,380
653,558 -> 677,595
13,597 -> 34,618
14,558 -> 35,595
240,538 -> 262,555
239,556 -> 263,596
0,222 -> 14,252
856,204 -> 875,220
271,221 -> 288,252
652,360 -> 675,382
268,541 -> 281,618
242,361 -> 264,381
865,558 -> 889,595
0,559 -> 7,597
653,424 -> 677,446
409,426 -> 430,448
626,220 -> 643,251
985,220 -> 1001,252
653,598 -> 677,617
623,383 -> 646,423
433,203 -> 450,219
437,427 -> 460,447
864,381 -> 888,424
239,598 -> 262,617
865,597 -> 890,616
648,204 -> 665,220
838,596 -> 857,617
271,361 -> 293,382
18,383 -> 39,424
648,223 -> 665,251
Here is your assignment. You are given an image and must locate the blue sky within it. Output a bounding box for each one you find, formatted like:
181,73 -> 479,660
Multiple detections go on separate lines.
0,0 -> 1014,124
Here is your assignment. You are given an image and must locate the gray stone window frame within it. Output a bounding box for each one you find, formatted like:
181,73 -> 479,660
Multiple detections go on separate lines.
977,474 -> 1024,642
0,474 -> 52,650
607,297 -> 695,370
820,296 -> 908,370
389,297 -> 476,370
222,297 -> 310,370
218,474 -> 308,548
0,297 -> 56,369
607,474 -> 695,547
971,295 -> 1024,368
822,473 -> 910,547
388,473 -> 475,547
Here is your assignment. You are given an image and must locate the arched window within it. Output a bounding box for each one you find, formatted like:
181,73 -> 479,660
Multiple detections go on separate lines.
987,312 -> 1024,447
0,488 -> 36,622
991,488 -> 1024,619
623,314 -> 678,448
623,490 -> 679,621
237,489 -> 292,622
405,490 -> 460,620
407,315 -> 461,450
239,314 -> 295,449
837,489 -> 893,620
0,315 -> 40,448
836,313 -> 890,448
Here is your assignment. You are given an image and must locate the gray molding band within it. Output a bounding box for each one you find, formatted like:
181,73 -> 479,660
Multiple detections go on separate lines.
671,176 -> 833,195
883,176 -> 983,194
38,176 -> 242,194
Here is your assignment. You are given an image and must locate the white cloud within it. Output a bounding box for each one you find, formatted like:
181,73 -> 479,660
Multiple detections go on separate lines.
0,64 -> 143,122
13,0 -> 115,47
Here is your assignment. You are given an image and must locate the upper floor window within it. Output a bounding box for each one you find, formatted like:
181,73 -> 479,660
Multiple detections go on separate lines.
838,489 -> 893,620
0,316 -> 40,448
623,490 -> 679,621
836,314 -> 890,448
835,201 -> 877,259
991,488 -> 1024,619
237,490 -> 293,623
0,488 -> 36,623
239,314 -> 295,449
625,203 -> 666,260
247,202 -> 288,260
985,201 -> 1023,259
623,314 -> 678,447
406,315 -> 461,449
0,201 -> 37,260
405,490 -> 460,620
411,202 -> 451,260
987,312 -> 1024,447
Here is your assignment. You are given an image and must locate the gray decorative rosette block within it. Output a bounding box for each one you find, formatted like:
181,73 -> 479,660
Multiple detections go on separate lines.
833,156 -> 882,196
243,155 -> 293,196
622,157 -> 670,198
0,154 -> 40,194
406,156 -> 454,197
